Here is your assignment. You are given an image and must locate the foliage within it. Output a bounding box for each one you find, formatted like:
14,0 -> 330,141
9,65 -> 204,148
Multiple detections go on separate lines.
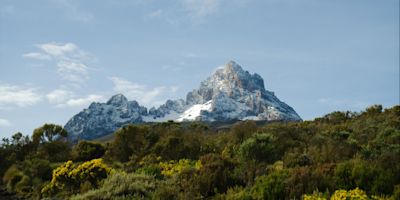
109,125 -> 150,162
250,170 -> 288,200
0,105 -> 399,199
72,141 -> 106,161
32,124 -> 68,144
239,132 -> 275,163
159,159 -> 202,177
70,172 -> 156,200
330,188 -> 368,200
41,158 -> 112,196
193,153 -> 238,197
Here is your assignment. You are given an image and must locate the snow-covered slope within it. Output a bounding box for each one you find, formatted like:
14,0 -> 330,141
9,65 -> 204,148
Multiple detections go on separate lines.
148,60 -> 301,122
64,61 -> 302,140
64,94 -> 147,140
176,100 -> 213,122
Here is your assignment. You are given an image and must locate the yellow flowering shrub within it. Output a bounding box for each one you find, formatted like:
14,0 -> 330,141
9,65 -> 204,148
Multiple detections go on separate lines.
302,188 -> 389,200
41,158 -> 112,196
302,193 -> 327,200
330,188 -> 368,200
159,159 -> 201,177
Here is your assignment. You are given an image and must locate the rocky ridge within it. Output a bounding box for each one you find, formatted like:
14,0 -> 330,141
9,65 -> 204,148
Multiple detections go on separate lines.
64,61 -> 301,140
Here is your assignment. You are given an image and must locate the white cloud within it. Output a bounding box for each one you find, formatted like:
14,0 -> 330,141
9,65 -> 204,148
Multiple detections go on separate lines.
180,0 -> 222,18
63,95 -> 105,107
23,52 -> 52,61
36,42 -> 77,58
46,89 -> 104,108
109,77 -> 178,107
57,61 -> 89,82
46,89 -> 74,104
0,118 -> 12,127
23,42 -> 95,84
0,84 -> 42,109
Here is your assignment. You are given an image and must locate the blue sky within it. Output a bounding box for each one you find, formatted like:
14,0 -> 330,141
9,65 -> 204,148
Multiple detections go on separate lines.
0,0 -> 399,138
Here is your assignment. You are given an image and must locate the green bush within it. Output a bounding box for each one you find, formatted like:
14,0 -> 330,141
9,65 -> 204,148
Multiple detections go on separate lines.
193,153 -> 237,197
239,133 -> 275,163
72,141 -> 106,161
70,172 -> 156,200
214,186 -> 252,200
250,170 -> 288,200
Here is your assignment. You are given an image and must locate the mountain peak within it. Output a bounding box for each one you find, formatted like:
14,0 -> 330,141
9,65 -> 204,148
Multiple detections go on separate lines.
223,60 -> 244,75
65,61 -> 302,141
207,61 -> 265,93
106,94 -> 128,106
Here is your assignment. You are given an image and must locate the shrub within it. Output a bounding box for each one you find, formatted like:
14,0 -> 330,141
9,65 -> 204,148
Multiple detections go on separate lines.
214,186 -> 252,200
109,125 -> 149,162
2,165 -> 24,192
159,159 -> 201,177
41,158 -> 112,196
193,153 -> 237,197
250,170 -> 288,200
303,192 -> 327,200
70,172 -> 156,200
330,188 -> 368,200
72,141 -> 106,162
239,133 -> 275,163
231,121 -> 257,143
153,134 -> 201,161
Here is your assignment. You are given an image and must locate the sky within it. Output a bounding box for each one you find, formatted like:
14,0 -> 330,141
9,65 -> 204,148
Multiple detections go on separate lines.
0,0 -> 399,138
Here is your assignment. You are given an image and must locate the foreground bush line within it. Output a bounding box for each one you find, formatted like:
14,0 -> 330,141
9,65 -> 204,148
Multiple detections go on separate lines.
0,105 -> 399,199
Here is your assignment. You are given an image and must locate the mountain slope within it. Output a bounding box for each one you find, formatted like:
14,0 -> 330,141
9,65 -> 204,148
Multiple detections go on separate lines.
64,61 -> 301,140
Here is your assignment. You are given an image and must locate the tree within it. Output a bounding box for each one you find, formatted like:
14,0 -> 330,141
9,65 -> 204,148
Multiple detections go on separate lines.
32,124 -> 68,145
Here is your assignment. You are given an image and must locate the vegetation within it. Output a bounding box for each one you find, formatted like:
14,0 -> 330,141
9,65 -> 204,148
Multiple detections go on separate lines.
0,105 -> 399,199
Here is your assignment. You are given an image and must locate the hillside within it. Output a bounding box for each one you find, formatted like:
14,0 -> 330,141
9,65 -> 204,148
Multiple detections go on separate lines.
0,105 -> 399,199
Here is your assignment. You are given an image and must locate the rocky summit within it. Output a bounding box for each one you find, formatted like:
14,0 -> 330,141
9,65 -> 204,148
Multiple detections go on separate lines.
64,61 -> 302,140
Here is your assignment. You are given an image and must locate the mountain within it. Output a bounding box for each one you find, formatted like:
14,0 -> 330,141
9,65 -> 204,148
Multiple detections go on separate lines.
64,94 -> 147,140
64,61 -> 301,140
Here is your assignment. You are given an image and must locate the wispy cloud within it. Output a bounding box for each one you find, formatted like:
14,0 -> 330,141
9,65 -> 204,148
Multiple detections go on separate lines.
46,89 -> 104,108
0,118 -> 12,127
37,42 -> 78,58
23,42 -> 95,84
109,77 -> 179,107
146,0 -> 251,24
57,61 -> 89,83
180,0 -> 222,19
53,0 -> 94,23
46,89 -> 74,104
62,95 -> 105,107
0,84 -> 42,109
148,9 -> 164,18
23,52 -> 52,61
